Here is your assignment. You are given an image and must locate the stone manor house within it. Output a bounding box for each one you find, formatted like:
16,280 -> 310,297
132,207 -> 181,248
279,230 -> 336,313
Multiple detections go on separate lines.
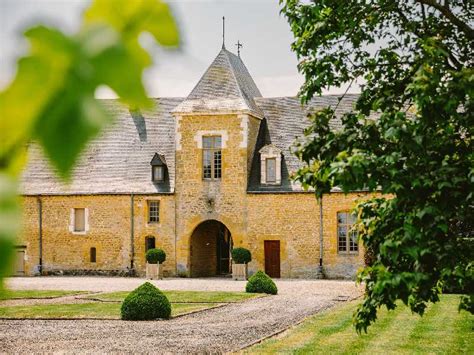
17,45 -> 368,279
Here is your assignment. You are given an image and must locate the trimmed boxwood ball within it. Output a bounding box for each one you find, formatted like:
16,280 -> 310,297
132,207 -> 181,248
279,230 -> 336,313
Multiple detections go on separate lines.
231,247 -> 251,264
146,248 -> 166,264
121,282 -> 171,320
245,271 -> 278,295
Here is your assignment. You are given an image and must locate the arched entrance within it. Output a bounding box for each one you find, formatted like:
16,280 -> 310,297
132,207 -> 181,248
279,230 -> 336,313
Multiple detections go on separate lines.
190,220 -> 232,277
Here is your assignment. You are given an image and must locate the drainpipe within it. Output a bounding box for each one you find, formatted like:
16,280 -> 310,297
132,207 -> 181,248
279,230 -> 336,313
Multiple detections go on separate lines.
37,196 -> 43,274
319,196 -> 323,276
130,193 -> 134,270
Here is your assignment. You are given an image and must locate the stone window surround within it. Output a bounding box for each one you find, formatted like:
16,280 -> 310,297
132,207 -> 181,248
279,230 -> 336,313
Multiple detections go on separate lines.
259,144 -> 282,185
147,200 -> 160,224
194,130 -> 229,148
69,208 -> 89,235
336,210 -> 359,255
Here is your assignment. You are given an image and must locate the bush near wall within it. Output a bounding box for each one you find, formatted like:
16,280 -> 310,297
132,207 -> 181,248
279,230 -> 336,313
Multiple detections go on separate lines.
246,271 -> 278,295
121,282 -> 171,320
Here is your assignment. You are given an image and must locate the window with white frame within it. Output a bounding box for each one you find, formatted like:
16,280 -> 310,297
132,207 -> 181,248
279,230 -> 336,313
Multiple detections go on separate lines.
202,136 -> 222,180
337,212 -> 358,253
148,201 -> 160,223
69,208 -> 89,234
259,144 -> 282,185
265,158 -> 276,183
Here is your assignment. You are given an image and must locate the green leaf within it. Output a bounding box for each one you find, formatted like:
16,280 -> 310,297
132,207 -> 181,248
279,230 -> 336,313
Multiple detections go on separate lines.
83,0 -> 179,47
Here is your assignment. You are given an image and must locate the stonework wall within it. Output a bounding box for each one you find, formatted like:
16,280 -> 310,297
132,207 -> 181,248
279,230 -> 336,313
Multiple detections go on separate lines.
174,113 -> 259,276
19,194 -> 175,276
247,192 -> 370,279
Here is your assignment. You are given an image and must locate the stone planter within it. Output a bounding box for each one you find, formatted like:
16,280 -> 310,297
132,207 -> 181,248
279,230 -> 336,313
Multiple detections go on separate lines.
232,263 -> 248,281
146,263 -> 163,280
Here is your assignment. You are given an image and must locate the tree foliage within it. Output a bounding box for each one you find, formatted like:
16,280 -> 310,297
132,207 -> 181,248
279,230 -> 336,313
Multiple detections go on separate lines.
0,0 -> 179,290
281,0 -> 473,332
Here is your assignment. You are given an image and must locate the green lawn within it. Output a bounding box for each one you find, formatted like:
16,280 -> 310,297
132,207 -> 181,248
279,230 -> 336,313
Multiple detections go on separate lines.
248,295 -> 473,354
0,290 -> 89,300
87,290 -> 261,303
0,289 -> 260,320
0,302 -> 214,319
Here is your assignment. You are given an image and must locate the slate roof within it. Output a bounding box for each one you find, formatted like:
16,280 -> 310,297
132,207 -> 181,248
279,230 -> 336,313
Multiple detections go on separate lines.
247,95 -> 359,192
172,48 -> 264,118
20,47 -> 361,195
20,98 -> 182,195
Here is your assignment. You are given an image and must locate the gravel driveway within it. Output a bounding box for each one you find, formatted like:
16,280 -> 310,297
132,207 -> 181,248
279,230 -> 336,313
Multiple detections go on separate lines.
0,277 -> 362,353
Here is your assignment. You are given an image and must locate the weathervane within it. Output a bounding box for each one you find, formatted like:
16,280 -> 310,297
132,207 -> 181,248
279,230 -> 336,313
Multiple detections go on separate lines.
236,40 -> 243,57
222,16 -> 225,49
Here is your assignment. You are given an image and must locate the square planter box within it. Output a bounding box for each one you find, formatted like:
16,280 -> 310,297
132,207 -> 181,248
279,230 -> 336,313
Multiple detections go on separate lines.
232,263 -> 248,281
146,263 -> 163,280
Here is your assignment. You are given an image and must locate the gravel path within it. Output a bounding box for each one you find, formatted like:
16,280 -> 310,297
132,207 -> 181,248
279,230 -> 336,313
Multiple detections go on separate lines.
0,277 -> 362,353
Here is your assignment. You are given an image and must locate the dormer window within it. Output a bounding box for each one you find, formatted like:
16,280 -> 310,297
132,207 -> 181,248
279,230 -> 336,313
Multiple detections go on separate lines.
259,144 -> 282,185
150,153 -> 167,183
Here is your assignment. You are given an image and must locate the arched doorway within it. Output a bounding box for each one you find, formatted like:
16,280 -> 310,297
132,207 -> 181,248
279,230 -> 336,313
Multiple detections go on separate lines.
190,220 -> 232,277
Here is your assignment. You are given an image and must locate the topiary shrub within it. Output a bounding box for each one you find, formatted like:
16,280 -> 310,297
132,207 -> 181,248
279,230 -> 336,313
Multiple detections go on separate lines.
231,247 -> 251,264
121,282 -> 171,320
146,248 -> 166,264
245,270 -> 278,295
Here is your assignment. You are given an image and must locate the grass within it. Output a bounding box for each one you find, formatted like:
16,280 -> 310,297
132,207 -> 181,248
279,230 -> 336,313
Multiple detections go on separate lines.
86,290 -> 261,303
0,289 -> 260,320
0,290 -> 89,300
0,302 -> 215,319
247,294 -> 473,354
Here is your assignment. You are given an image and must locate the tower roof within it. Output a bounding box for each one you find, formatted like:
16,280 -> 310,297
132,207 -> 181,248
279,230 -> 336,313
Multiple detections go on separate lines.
172,48 -> 264,118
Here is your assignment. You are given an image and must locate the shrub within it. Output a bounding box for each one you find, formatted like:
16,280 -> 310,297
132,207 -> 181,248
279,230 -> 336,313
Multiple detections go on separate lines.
121,282 -> 171,320
146,248 -> 166,264
231,247 -> 251,264
245,271 -> 277,295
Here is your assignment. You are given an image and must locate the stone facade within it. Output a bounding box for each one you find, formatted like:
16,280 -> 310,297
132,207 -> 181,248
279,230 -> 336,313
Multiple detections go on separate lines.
17,46 -> 372,279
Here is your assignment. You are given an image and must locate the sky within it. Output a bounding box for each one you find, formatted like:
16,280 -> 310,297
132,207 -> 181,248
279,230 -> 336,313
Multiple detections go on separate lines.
0,0 -> 356,98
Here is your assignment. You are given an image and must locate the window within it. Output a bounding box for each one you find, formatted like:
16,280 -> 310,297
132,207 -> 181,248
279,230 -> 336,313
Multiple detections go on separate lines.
259,144 -> 282,185
90,247 -> 96,263
266,158 -> 276,183
337,212 -> 358,253
150,153 -> 167,183
145,236 -> 156,252
148,201 -> 160,223
203,136 -> 222,180
74,208 -> 85,232
153,166 -> 164,182
69,208 -> 88,234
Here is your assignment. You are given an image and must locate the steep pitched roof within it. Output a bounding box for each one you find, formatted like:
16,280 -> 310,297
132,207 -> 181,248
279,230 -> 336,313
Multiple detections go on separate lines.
172,48 -> 264,118
20,98 -> 182,195
248,94 -> 360,192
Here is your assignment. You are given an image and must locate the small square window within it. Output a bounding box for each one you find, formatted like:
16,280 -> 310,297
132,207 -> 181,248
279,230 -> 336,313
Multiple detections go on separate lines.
74,208 -> 85,232
148,201 -> 160,223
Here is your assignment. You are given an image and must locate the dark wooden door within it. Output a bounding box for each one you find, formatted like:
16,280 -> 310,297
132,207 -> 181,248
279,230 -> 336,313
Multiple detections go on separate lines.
264,240 -> 280,278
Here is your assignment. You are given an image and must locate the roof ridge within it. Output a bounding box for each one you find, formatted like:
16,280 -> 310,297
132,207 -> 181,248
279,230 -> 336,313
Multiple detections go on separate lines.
222,48 -> 249,108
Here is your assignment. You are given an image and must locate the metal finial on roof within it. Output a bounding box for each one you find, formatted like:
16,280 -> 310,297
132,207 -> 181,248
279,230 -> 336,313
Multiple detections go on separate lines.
236,40 -> 243,57
222,16 -> 225,49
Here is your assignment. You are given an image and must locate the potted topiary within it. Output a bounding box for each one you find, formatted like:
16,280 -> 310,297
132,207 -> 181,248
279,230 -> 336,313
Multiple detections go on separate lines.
231,247 -> 251,280
146,248 -> 166,280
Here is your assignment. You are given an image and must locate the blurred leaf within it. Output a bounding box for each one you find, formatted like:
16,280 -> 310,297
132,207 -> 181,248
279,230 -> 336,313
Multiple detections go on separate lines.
0,0 -> 179,285
83,0 -> 179,47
